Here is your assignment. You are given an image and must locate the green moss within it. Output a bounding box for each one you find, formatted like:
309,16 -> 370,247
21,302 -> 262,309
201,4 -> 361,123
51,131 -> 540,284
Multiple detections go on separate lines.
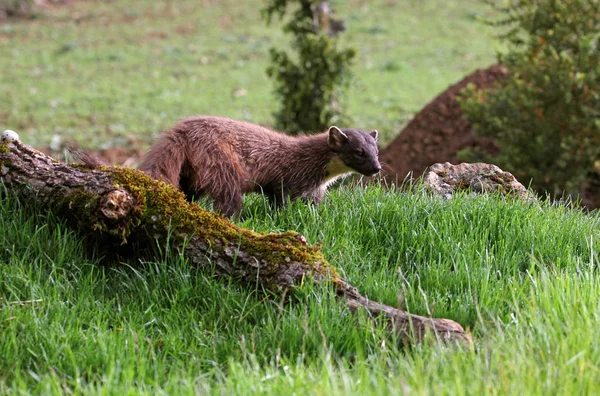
56,188 -> 105,230
0,142 -> 10,153
455,179 -> 471,191
105,166 -> 338,286
53,188 -> 139,243
54,184 -> 140,243
70,164 -> 96,170
482,172 -> 519,196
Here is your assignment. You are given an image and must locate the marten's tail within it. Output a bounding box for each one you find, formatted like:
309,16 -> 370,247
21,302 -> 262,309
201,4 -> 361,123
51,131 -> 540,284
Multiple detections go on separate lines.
137,133 -> 186,188
69,147 -> 109,169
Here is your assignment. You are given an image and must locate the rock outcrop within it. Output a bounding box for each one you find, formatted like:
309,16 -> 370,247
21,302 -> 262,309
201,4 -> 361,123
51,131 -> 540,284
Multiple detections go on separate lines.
423,162 -> 536,202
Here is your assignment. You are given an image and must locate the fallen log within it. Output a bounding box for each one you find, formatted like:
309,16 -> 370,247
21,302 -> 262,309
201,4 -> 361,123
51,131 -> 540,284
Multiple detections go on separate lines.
0,133 -> 471,345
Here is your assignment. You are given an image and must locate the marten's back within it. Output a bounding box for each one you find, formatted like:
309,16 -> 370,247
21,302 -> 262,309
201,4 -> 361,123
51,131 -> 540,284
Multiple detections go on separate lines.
174,116 -> 291,147
137,116 -> 328,190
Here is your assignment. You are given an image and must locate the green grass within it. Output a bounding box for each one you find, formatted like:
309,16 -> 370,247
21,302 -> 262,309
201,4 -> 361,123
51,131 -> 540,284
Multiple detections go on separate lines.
1,186 -> 600,394
0,0 -> 499,149
3,1 -> 596,394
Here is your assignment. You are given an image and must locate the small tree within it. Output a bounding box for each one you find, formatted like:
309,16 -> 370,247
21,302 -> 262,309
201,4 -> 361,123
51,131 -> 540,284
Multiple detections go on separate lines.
263,1 -> 356,134
459,0 -> 600,198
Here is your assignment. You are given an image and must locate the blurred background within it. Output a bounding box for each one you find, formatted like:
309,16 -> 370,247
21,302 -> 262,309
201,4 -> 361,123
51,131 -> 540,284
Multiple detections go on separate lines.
2,0 -> 598,206
0,0 -> 499,159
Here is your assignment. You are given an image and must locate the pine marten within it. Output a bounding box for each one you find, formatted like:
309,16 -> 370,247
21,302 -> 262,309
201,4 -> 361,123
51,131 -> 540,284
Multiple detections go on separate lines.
136,116 -> 381,217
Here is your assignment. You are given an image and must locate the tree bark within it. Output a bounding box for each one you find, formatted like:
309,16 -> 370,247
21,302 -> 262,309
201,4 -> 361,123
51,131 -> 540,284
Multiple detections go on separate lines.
0,139 -> 471,345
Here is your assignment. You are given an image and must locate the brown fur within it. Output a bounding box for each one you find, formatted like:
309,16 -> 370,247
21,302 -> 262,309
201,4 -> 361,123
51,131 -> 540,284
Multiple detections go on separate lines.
138,116 -> 381,217
69,146 -> 108,169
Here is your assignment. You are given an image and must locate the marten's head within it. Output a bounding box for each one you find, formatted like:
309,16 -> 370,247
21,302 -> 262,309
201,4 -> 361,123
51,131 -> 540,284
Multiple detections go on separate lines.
327,126 -> 381,176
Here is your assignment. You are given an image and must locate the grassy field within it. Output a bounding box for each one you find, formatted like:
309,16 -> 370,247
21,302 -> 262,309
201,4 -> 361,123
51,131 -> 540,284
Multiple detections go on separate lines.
0,0 -> 499,150
3,0 -> 599,394
1,187 -> 600,393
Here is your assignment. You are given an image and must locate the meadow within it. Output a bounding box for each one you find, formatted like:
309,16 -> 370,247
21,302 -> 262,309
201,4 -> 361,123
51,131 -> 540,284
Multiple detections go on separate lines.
0,0 -> 499,148
2,187 -> 600,394
2,0 -> 599,394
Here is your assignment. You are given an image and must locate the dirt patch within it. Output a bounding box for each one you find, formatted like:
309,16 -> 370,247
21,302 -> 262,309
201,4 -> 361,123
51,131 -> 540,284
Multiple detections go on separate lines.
379,64 -> 508,185
580,172 -> 600,210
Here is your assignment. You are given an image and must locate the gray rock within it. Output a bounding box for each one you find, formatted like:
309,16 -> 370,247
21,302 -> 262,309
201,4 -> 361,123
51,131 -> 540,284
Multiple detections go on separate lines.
423,162 -> 536,201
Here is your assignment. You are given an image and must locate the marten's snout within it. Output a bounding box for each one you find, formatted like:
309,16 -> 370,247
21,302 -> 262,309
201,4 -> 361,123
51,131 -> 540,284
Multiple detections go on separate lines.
363,153 -> 382,176
364,161 -> 382,176
354,157 -> 381,176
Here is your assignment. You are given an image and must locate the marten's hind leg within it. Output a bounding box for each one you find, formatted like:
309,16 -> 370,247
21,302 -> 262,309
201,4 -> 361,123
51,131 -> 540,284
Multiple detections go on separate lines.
209,180 -> 243,218
138,134 -> 187,188
186,148 -> 245,218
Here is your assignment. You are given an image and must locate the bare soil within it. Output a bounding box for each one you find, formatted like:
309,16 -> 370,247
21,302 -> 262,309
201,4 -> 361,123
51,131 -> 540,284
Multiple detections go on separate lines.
379,64 -> 508,185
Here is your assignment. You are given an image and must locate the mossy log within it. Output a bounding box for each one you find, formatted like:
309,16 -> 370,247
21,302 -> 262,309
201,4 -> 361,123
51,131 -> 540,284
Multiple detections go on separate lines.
0,139 -> 471,345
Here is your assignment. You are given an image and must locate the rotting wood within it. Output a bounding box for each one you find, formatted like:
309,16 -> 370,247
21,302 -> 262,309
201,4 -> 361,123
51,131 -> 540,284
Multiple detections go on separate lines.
0,138 -> 471,346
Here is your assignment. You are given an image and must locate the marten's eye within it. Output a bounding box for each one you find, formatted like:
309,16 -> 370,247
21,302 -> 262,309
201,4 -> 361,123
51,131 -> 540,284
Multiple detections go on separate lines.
357,149 -> 366,157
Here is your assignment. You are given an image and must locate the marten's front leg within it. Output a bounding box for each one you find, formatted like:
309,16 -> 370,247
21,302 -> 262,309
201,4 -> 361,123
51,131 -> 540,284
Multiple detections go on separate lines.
302,186 -> 326,205
266,189 -> 289,209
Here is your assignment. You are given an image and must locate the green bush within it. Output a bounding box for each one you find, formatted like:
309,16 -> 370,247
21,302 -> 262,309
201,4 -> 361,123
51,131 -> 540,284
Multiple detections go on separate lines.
263,0 -> 356,134
459,0 -> 600,198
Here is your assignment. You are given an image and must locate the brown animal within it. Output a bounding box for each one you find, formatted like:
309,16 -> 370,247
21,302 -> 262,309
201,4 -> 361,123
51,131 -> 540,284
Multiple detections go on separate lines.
137,116 -> 381,217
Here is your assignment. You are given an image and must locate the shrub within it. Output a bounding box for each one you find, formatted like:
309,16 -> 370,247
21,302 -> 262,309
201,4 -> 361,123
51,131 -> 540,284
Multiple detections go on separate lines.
262,0 -> 356,134
459,0 -> 600,198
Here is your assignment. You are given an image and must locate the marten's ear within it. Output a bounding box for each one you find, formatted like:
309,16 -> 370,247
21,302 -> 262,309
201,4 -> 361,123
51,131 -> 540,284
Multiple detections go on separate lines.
369,130 -> 379,141
327,126 -> 348,150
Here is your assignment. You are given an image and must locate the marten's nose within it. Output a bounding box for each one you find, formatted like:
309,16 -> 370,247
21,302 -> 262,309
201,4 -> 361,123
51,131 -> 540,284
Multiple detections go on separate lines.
366,163 -> 381,176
